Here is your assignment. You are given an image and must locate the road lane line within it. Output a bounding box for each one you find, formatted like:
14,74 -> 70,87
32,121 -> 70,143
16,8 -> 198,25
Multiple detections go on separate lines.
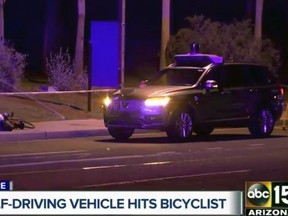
75,169 -> 251,189
248,143 -> 264,147
0,154 -> 144,168
155,151 -> 180,155
0,159 -> 188,176
206,147 -> 223,151
143,161 -> 171,166
0,152 -> 181,169
246,143 -> 265,150
0,150 -> 87,158
83,164 -> 126,170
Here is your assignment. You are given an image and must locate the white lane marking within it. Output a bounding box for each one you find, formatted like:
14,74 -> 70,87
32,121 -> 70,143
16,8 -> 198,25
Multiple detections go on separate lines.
0,155 -> 143,168
75,169 -> 250,189
83,161 -> 171,170
83,164 -> 126,170
156,151 -> 180,155
0,159 -> 186,176
206,147 -> 223,151
248,143 -> 264,147
0,150 -> 87,158
0,152 -> 181,169
246,143 -> 264,150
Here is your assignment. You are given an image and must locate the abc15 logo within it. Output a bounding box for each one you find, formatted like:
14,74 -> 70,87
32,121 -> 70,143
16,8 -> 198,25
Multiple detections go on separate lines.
245,181 -> 288,208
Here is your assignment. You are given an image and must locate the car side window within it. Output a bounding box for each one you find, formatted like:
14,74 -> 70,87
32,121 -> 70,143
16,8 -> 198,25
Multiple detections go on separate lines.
250,66 -> 276,86
204,66 -> 224,87
220,65 -> 254,88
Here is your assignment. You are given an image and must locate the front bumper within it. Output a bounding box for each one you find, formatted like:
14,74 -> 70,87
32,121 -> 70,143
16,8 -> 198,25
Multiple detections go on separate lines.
103,105 -> 169,129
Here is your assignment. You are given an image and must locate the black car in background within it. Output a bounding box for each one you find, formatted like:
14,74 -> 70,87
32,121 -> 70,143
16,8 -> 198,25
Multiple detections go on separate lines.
103,52 -> 284,141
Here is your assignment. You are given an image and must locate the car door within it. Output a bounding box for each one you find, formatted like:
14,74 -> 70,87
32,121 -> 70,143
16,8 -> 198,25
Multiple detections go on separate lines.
195,65 -> 234,122
218,65 -> 257,120
198,65 -> 249,123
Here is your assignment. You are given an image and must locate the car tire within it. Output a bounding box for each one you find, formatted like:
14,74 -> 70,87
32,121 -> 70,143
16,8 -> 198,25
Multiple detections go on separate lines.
166,110 -> 193,141
108,127 -> 134,141
248,108 -> 274,138
193,125 -> 214,136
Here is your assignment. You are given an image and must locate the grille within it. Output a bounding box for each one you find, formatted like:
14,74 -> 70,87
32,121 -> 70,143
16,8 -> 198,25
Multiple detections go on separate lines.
111,100 -> 142,111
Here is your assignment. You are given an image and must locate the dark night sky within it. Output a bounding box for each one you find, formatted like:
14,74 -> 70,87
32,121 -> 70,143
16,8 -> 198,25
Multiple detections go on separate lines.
3,0 -> 288,82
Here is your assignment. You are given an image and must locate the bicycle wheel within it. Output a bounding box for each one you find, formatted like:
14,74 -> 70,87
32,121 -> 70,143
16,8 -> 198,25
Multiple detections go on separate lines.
8,118 -> 35,129
21,120 -> 35,129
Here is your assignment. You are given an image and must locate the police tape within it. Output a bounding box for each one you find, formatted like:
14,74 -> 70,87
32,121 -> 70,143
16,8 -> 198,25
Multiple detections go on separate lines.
0,88 -> 118,96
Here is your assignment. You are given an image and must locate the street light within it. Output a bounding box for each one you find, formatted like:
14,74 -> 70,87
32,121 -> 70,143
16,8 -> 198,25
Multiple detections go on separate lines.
160,0 -> 170,70
119,0 -> 126,89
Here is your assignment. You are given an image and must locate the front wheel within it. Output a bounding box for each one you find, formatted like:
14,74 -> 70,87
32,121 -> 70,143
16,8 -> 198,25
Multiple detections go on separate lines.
165,110 -> 193,141
248,109 -> 274,138
108,127 -> 134,141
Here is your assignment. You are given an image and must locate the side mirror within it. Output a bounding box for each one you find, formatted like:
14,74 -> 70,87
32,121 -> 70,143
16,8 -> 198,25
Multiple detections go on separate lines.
205,80 -> 218,91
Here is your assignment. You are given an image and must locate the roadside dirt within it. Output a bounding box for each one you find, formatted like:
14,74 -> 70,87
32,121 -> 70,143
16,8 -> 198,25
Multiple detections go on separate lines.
0,93 -> 106,122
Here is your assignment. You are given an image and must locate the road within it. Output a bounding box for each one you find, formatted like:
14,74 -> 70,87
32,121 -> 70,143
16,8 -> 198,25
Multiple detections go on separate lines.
0,127 -> 287,191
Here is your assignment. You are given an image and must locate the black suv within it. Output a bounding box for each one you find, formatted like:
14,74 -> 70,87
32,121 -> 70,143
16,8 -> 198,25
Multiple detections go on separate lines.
103,53 -> 284,141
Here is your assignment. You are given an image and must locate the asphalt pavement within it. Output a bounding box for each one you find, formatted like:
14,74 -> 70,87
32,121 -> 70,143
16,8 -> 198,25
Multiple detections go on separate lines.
0,116 -> 287,142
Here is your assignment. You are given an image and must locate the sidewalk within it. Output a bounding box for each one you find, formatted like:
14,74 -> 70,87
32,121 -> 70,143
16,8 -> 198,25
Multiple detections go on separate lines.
0,119 -> 108,142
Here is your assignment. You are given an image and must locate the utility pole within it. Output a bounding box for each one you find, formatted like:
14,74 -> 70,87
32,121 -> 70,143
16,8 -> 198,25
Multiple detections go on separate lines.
75,0 -> 85,76
119,0 -> 126,89
255,0 -> 263,41
0,0 -> 4,49
160,0 -> 170,70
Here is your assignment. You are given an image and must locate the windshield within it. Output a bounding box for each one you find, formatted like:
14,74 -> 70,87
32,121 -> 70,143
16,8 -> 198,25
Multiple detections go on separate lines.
148,68 -> 205,86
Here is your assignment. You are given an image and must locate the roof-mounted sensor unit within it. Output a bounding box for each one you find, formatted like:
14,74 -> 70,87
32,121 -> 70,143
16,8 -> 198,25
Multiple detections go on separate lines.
174,53 -> 224,67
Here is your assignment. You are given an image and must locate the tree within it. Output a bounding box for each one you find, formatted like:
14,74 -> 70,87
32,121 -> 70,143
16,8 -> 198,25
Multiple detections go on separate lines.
75,0 -> 85,76
166,15 -> 280,73
160,0 -> 170,70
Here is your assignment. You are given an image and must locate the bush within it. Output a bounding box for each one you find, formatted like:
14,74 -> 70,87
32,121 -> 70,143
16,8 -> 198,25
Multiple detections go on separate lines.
166,15 -> 280,74
0,43 -> 26,92
46,48 -> 88,91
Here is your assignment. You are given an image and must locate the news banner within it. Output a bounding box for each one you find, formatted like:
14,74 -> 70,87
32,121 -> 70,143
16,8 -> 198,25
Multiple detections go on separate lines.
1,180 -> 288,215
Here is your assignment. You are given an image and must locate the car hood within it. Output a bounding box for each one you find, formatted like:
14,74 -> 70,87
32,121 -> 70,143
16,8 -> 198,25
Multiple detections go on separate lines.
112,85 -> 198,99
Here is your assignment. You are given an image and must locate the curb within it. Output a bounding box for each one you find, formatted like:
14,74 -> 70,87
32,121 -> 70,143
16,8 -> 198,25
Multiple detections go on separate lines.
0,129 -> 108,142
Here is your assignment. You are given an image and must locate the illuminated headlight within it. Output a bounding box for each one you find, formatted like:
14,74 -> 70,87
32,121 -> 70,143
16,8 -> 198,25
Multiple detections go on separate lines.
103,97 -> 112,107
144,97 -> 170,107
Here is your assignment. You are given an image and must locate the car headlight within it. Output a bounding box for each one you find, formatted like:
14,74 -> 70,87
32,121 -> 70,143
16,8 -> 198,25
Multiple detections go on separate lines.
103,97 -> 112,107
144,97 -> 170,107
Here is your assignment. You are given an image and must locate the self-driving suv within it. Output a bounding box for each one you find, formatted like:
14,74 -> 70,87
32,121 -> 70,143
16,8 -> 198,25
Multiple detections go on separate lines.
103,52 -> 284,141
